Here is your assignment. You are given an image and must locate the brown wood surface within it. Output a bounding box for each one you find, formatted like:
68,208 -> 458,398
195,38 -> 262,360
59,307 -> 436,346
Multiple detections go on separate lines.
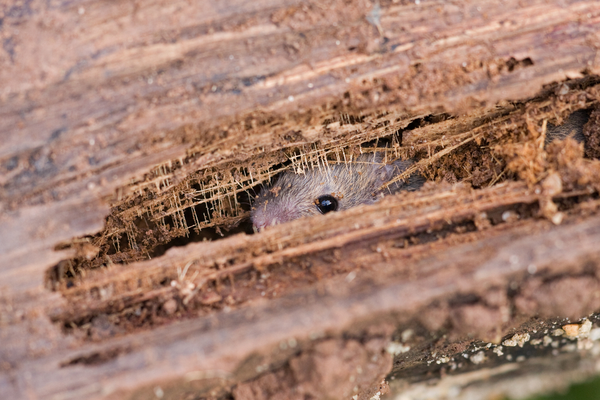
2,0 -> 600,271
2,0 -> 600,399
5,199 -> 600,399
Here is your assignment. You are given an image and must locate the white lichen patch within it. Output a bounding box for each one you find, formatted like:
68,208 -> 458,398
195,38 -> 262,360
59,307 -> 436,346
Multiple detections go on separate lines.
370,391 -> 381,400
401,329 -> 414,342
436,356 -> 450,364
386,342 -> 411,356
470,351 -> 487,365
493,346 -> 504,356
552,329 -> 565,337
502,333 -> 530,347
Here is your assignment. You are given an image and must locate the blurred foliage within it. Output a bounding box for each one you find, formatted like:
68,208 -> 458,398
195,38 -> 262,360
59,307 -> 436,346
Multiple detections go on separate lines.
523,375 -> 600,400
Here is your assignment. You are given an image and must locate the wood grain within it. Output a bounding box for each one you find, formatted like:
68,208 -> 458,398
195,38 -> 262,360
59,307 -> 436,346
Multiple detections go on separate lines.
2,0 -> 600,398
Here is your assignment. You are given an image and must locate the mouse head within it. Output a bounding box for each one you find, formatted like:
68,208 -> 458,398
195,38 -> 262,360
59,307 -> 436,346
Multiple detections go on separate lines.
251,159 -> 390,230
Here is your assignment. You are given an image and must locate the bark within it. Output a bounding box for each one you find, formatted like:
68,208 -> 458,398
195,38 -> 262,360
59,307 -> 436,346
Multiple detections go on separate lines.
2,0 -> 600,399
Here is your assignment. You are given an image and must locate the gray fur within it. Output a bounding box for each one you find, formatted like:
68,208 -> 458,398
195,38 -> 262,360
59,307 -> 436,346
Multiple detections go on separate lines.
251,154 -> 422,229
251,109 -> 591,229
545,109 -> 589,145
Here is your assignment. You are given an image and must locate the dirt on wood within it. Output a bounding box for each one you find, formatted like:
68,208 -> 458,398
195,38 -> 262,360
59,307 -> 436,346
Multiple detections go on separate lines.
3,1 -> 600,399
39,78 -> 600,399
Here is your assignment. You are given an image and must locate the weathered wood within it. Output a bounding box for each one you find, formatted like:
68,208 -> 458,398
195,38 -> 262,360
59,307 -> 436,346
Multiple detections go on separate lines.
2,0 -> 599,273
2,0 -> 600,204
46,181 -> 574,323
8,207 -> 600,400
0,195 -> 108,292
2,0 -> 600,399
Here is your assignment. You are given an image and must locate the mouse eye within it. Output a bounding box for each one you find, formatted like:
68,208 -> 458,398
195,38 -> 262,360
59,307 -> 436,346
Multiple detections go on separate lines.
315,195 -> 338,214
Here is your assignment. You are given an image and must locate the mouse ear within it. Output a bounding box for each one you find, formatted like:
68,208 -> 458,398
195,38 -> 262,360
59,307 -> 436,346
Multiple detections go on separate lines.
391,159 -> 414,173
381,159 -> 425,194
380,161 -> 407,181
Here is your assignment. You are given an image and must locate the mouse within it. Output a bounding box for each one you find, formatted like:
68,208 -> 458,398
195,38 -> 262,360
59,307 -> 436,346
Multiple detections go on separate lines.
544,109 -> 589,145
250,153 -> 424,230
251,109 -> 591,230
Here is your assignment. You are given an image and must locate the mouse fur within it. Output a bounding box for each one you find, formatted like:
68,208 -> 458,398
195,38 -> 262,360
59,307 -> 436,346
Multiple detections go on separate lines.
544,109 -> 590,145
251,109 -> 592,229
251,154 -> 423,229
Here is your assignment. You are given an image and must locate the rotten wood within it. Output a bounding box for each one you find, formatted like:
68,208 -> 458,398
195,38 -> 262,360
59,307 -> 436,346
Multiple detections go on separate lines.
5,206 -> 600,399
2,0 -> 600,276
3,0 -> 600,206
2,0 -> 600,399
47,181 -> 583,324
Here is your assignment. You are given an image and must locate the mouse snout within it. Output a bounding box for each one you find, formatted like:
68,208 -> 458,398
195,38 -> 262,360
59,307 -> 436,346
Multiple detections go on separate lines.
252,214 -> 282,230
250,208 -> 277,231
253,222 -> 266,232
251,205 -> 296,230
252,220 -> 270,231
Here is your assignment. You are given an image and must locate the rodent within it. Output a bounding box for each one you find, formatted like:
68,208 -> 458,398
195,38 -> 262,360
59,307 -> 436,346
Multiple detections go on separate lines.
251,109 -> 591,230
251,154 -> 424,230
544,109 -> 589,145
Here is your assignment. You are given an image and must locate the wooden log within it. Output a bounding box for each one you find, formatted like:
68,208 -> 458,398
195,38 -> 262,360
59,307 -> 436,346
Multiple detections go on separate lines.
6,201 -> 600,399
2,0 -> 600,398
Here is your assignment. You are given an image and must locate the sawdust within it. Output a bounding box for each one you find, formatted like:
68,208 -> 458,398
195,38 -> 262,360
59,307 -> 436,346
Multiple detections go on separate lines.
43,81 -> 600,391
48,79 -> 600,294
